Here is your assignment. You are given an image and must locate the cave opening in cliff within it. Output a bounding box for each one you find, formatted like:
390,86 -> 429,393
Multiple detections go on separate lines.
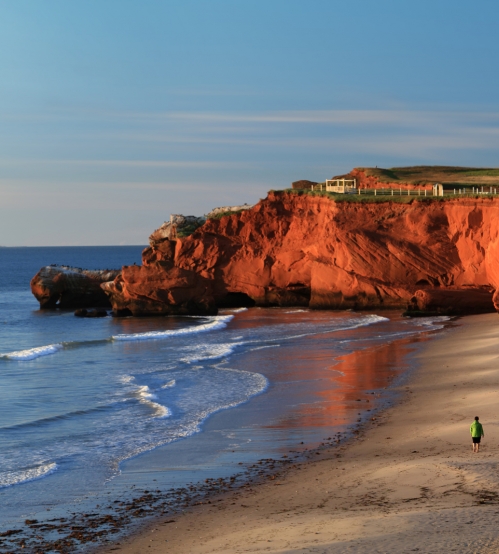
415,278 -> 440,287
113,308 -> 133,317
218,292 -> 256,308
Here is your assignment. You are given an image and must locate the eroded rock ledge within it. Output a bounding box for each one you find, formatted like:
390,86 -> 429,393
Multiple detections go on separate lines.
102,192 -> 499,316
31,266 -> 120,309
31,192 -> 499,316
100,261 -> 217,317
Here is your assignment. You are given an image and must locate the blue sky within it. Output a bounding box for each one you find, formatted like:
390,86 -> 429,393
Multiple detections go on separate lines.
1,0 -> 498,245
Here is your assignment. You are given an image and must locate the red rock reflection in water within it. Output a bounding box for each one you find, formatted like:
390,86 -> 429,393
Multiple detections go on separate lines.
267,336 -> 427,430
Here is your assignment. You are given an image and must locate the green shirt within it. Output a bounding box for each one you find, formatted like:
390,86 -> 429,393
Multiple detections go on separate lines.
470,421 -> 484,437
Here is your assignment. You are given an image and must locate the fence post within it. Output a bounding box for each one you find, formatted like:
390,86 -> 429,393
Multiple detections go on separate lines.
374,189 -> 377,196
391,189 -> 394,196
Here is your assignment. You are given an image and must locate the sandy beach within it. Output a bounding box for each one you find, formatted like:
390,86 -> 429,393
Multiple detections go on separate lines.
100,313 -> 499,554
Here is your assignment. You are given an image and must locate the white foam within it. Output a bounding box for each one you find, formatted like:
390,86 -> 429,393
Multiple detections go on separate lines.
180,342 -> 242,363
0,462 -> 58,488
112,315 -> 234,341
136,385 -> 171,419
191,368 -> 269,417
137,385 -> 156,400
284,309 -> 308,313
270,314 -> 390,342
152,404 -> 171,418
2,344 -> 63,361
409,316 -> 451,328
161,379 -> 176,389
248,344 -> 280,352
226,307 -> 248,313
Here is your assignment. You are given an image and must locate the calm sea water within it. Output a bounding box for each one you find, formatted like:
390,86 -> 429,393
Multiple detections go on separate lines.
0,247 -> 450,535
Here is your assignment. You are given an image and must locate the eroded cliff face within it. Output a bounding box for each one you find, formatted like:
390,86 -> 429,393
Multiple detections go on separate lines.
102,192 -> 499,315
100,261 -> 217,316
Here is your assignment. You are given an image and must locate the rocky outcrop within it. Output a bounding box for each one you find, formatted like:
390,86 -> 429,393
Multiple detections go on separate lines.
100,261 -> 216,316
205,204 -> 254,219
149,208 -> 255,246
408,288 -> 494,315
149,215 -> 206,245
32,191 -> 499,316
31,266 -> 121,309
74,308 -> 108,318
100,191 -> 499,315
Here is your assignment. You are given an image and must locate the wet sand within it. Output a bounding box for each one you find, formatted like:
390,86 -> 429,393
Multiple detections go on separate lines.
0,312 -> 424,553
99,313 -> 499,553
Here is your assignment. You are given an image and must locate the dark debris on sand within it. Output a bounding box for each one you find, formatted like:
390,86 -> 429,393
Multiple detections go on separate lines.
0,433 -> 351,553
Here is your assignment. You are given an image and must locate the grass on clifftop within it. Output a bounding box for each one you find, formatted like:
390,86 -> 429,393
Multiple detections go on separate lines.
356,166 -> 499,186
176,221 -> 205,237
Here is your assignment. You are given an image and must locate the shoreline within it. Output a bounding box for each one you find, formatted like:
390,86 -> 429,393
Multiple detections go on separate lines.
99,312 -> 499,553
1,310 -> 424,553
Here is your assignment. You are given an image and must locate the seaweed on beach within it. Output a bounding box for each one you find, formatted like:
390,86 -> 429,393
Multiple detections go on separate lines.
0,435 -> 350,553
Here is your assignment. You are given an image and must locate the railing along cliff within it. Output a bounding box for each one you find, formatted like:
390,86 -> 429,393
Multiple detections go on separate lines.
327,187 -> 499,197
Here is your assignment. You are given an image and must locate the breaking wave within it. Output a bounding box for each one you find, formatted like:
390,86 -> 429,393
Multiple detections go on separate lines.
180,342 -> 242,363
2,344 -> 63,361
112,315 -> 234,341
136,385 -> 171,418
0,462 -> 58,489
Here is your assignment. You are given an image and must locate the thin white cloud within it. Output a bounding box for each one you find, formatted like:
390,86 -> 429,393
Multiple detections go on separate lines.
114,109 -> 499,128
89,125 -> 499,152
63,159 -> 245,169
0,159 -> 248,169
6,107 -> 499,127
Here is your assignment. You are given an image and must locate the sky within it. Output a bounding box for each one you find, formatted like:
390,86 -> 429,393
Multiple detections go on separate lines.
1,0 -> 499,246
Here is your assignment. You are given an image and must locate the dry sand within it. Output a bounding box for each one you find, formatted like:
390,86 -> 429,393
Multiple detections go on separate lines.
101,313 -> 499,554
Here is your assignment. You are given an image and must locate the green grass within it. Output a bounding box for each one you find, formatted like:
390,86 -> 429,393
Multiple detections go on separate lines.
449,169 -> 499,177
176,221 -> 205,237
356,166 -> 499,185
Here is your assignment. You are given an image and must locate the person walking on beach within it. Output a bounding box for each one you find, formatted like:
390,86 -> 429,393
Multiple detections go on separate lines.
470,416 -> 484,453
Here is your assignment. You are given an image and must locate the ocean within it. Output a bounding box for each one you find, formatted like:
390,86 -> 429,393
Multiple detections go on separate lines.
0,246 -> 451,548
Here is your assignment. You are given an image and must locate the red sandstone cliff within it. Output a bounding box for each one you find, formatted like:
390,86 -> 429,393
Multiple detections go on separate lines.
100,192 -> 499,315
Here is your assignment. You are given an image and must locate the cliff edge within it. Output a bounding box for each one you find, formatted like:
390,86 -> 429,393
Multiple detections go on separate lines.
100,191 -> 499,315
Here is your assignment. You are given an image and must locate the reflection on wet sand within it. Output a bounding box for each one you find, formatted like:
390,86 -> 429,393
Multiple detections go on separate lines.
268,335 -> 427,430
